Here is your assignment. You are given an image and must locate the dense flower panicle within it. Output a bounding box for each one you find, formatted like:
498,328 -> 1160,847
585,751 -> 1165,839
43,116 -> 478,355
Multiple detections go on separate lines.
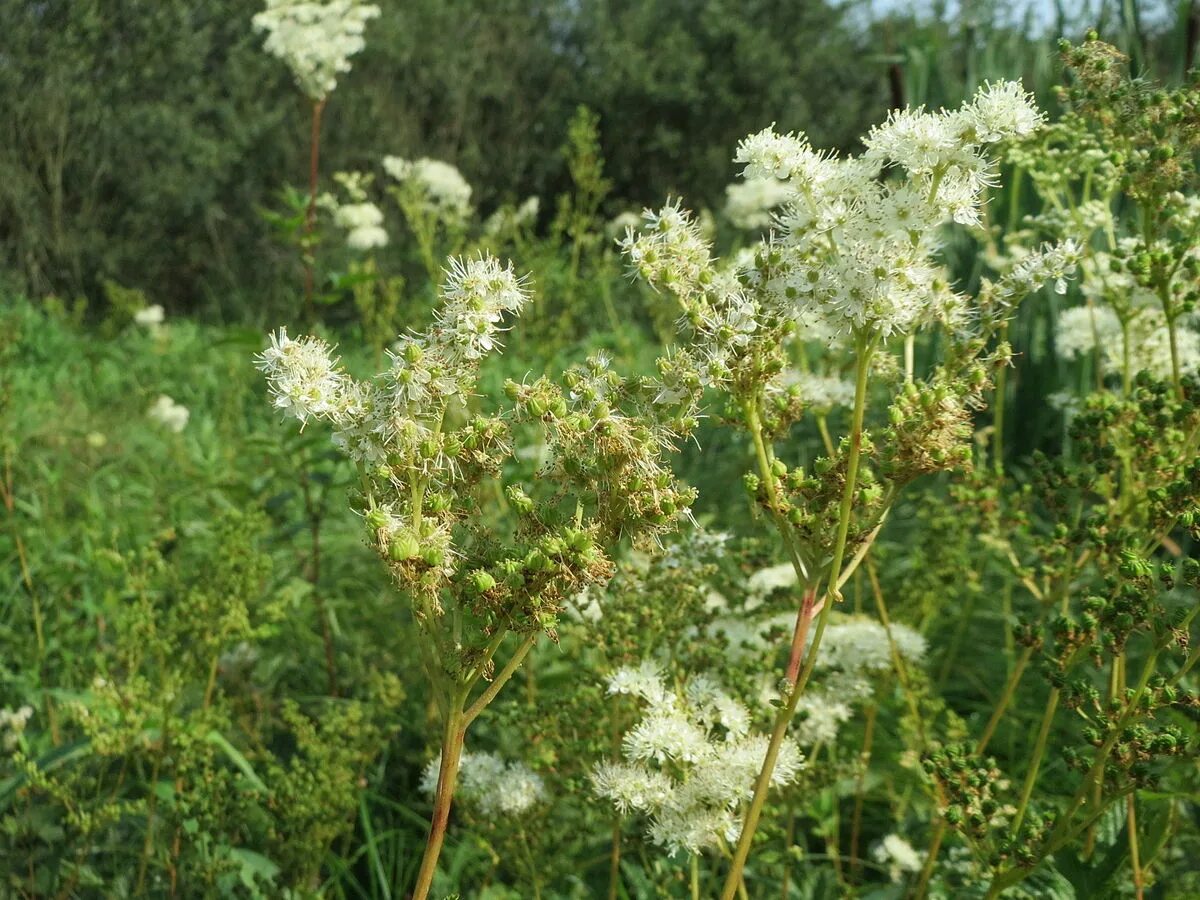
606,660 -> 673,709
383,156 -> 473,220
816,617 -> 927,674
873,834 -> 925,882
1056,304 -> 1200,380
620,200 -> 724,306
963,80 -> 1044,143
421,751 -> 545,817
436,255 -> 531,360
724,178 -> 793,230
253,0 -> 380,100
134,305 -> 165,328
593,667 -> 803,856
333,201 -> 388,250
628,81 -> 1056,350
148,395 -> 190,433
734,127 -> 835,188
0,705 -> 34,750
781,371 -> 857,412
256,328 -> 349,425
257,253 -> 529,470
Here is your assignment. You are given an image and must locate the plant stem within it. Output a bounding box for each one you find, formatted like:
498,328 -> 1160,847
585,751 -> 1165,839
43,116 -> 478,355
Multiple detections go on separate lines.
464,632 -> 537,725
975,644 -> 1034,755
1009,686 -> 1060,839
719,333 -> 874,900
690,853 -> 700,900
849,703 -> 877,880
912,820 -> 946,899
411,701 -> 467,900
303,98 -> 326,323
608,816 -> 622,900
992,322 -> 1008,475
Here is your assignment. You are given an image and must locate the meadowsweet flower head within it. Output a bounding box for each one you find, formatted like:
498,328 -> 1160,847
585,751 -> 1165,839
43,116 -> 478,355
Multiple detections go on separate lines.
873,834 -> 925,882
383,156 -> 473,220
421,750 -> 546,817
782,372 -> 856,412
594,666 -> 804,856
436,255 -> 531,360
148,395 -> 189,433
256,328 -> 349,425
333,201 -> 388,250
961,80 -> 1043,143
134,305 -> 165,328
724,178 -> 793,230
0,705 -> 34,750
734,127 -> 833,189
253,0 -> 381,100
817,616 -> 927,674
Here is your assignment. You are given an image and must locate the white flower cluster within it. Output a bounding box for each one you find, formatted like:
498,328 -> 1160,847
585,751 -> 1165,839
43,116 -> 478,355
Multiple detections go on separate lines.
781,371 -> 856,412
421,750 -> 545,817
484,196 -> 540,237
134,305 -> 165,329
1056,304 -> 1200,381
593,664 -> 803,855
257,254 -> 529,466
723,178 -> 792,230
815,616 -> 928,675
710,612 -> 926,744
383,156 -> 473,221
321,170 -> 389,250
148,395 -> 189,433
733,81 -> 1050,337
873,833 -> 925,883
334,201 -> 388,250
253,0 -> 380,101
0,705 -> 33,750
983,240 -> 1081,310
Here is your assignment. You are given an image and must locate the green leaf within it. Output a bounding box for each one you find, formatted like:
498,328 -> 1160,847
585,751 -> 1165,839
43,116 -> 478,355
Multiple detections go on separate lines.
205,729 -> 267,792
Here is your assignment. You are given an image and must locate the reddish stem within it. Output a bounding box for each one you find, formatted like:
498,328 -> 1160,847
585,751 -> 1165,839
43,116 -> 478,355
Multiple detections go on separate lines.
785,586 -> 822,686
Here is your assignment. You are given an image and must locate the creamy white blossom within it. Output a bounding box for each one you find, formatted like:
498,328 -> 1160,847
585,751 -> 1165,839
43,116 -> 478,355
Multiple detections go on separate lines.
333,201 -> 388,250
594,668 -> 803,856
383,156 -> 473,220
782,371 -> 856,411
873,833 -> 925,882
421,750 -> 545,817
134,305 -> 165,328
1056,304 -> 1200,381
724,178 -> 793,230
0,705 -> 33,750
253,0 -> 381,100
148,395 -> 189,433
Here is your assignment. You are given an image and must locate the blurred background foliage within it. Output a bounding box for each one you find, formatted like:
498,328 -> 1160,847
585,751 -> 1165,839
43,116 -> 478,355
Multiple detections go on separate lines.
2,0 -> 1195,319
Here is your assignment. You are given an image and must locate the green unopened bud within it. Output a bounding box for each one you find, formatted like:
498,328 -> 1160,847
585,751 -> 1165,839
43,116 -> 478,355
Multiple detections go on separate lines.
389,534 -> 420,561
469,570 -> 496,594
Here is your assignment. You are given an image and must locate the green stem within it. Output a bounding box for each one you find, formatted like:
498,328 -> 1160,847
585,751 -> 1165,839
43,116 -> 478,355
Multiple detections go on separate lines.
975,644 -> 1035,755
992,322 -> 1008,475
1008,687 -> 1060,839
463,632 -> 538,725
607,816 -> 622,900
719,332 -> 875,900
